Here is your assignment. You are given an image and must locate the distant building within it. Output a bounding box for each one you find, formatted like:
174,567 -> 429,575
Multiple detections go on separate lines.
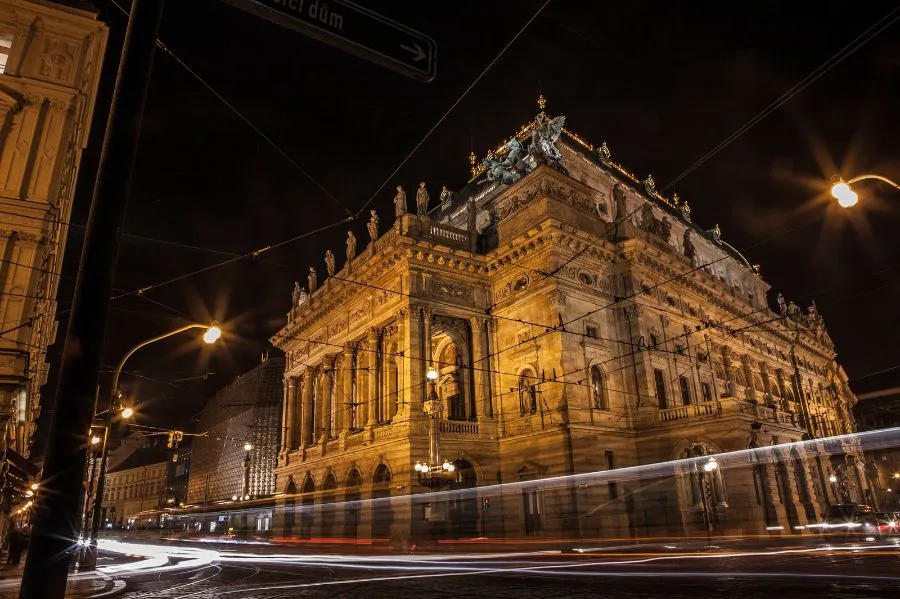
186,352 -> 284,508
853,386 -> 900,511
102,438 -> 169,529
166,444 -> 191,509
0,0 -> 108,460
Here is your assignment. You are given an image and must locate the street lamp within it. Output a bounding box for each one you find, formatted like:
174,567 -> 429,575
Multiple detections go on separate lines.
831,173 -> 900,208
83,322 -> 222,570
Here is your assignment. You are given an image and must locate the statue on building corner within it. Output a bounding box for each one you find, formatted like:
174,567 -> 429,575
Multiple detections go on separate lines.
393,185 -> 407,219
308,267 -> 317,295
680,200 -> 692,222
598,141 -> 611,163
787,300 -> 801,320
416,182 -> 430,216
613,184 -> 627,220
807,301 -> 822,328
346,230 -> 357,264
440,185 -> 453,209
683,229 -> 696,263
325,249 -> 335,277
777,293 -> 787,316
643,174 -> 656,196
709,223 -> 722,242
367,209 -> 379,243
529,115 -> 567,172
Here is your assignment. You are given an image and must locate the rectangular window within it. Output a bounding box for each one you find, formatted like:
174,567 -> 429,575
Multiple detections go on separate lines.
701,382 -> 712,403
585,325 -> 598,339
679,376 -> 692,406
654,368 -> 668,409
523,489 -> 542,536
0,33 -> 12,75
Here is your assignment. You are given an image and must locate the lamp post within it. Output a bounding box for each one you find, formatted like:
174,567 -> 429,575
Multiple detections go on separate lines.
414,366 -> 457,488
242,442 -> 253,500
692,445 -> 718,546
831,173 -> 900,208
82,323 -> 221,570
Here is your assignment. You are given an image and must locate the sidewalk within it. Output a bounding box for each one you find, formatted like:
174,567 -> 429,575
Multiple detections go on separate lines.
0,563 -> 125,599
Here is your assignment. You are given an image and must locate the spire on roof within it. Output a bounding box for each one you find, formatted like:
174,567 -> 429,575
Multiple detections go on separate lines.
537,93 -> 547,112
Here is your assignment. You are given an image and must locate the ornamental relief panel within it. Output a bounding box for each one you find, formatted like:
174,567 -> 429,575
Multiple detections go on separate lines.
493,274 -> 530,303
424,278 -> 473,305
495,176 -> 605,222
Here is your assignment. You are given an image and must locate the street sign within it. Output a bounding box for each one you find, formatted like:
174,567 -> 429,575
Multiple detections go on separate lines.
223,0 -> 437,82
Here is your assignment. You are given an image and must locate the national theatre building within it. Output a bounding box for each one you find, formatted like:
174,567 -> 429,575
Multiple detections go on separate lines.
271,97 -> 869,544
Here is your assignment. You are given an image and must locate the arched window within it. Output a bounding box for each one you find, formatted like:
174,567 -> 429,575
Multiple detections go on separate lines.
591,365 -> 609,410
752,373 -> 765,394
518,370 -> 537,416
733,367 -> 748,388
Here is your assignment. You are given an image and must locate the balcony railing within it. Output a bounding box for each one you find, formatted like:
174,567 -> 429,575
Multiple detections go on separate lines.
439,420 -> 479,435
658,401 -> 720,423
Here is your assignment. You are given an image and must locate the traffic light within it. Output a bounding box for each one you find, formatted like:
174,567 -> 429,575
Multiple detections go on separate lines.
482,498 -> 490,511
167,430 -> 184,449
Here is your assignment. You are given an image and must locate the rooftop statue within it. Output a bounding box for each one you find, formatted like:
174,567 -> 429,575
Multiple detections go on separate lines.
308,266 -> 317,294
709,223 -> 722,242
529,115 -> 567,172
393,185 -> 407,219
325,249 -> 335,277
680,200 -> 692,222
416,182 -> 430,216
643,174 -> 657,195
367,209 -> 379,242
292,282 -> 307,307
440,185 -> 453,209
346,230 -> 357,263
598,141 -> 611,163
484,138 -> 530,185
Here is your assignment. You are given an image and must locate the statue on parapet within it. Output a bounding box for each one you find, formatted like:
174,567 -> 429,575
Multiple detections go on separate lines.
709,223 -> 722,242
598,141 -> 611,163
683,229 -> 696,263
367,209 -> 379,243
325,249 -> 335,277
680,200 -> 692,222
776,293 -> 787,316
393,185 -> 407,219
308,267 -> 317,295
292,282 -> 307,307
416,182 -> 430,216
440,185 -> 453,209
529,115 -> 567,172
346,230 -> 357,264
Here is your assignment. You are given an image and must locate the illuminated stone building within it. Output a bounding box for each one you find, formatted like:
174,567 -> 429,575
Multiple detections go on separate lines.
272,97 -> 867,543
0,0 -> 108,459
101,438 -> 168,529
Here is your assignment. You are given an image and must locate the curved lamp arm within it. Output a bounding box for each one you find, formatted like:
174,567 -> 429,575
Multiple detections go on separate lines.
111,324 -> 210,394
846,173 -> 900,190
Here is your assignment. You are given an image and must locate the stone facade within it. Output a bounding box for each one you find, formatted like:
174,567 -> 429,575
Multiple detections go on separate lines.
271,103 -> 867,544
101,442 -> 168,529
0,0 -> 108,457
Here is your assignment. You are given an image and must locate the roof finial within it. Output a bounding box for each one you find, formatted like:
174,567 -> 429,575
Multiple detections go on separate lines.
468,150 -> 477,177
537,93 -> 547,112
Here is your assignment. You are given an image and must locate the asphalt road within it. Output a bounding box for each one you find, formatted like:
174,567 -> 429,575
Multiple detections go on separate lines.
113,538 -> 900,599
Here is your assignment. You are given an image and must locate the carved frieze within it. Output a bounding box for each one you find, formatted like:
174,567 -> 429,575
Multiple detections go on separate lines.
425,278 -> 473,305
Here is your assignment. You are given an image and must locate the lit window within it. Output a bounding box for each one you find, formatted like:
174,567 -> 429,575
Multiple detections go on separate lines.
0,33 -> 12,75
591,365 -> 609,410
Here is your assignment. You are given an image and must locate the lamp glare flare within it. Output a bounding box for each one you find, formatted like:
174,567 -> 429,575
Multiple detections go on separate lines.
203,324 -> 222,345
831,180 -> 858,209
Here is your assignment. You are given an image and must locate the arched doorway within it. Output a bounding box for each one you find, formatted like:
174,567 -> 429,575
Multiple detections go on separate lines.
283,477 -> 297,537
449,460 -> 479,538
372,464 -> 393,540
344,469 -> 361,540
321,472 -> 337,537
300,476 -> 315,539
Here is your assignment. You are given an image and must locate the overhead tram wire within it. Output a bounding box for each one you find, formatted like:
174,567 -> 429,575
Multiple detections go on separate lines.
664,4 -> 900,190
353,0 -> 553,217
108,0 -> 354,219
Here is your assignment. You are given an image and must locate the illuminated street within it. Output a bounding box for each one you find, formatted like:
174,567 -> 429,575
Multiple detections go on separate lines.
105,539 -> 899,598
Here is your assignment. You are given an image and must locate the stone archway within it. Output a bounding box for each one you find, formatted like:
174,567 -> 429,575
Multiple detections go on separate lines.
344,469 -> 362,540
449,459 -> 479,538
321,472 -> 337,537
283,476 -> 297,537
300,476 -> 315,539
372,464 -> 393,540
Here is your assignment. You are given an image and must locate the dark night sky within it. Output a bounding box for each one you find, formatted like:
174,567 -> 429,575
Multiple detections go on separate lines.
43,0 -> 900,435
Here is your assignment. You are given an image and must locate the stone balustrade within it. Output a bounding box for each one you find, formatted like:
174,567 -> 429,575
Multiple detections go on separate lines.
654,397 -> 798,428
439,420 -> 479,435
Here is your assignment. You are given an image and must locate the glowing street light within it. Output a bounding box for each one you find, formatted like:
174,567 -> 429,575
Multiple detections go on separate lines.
120,407 -> 134,419
243,441 -> 253,452
426,365 -> 439,381
203,324 -> 222,345
830,173 -> 900,209
703,456 -> 718,472
829,474 -> 838,483
90,435 -> 101,446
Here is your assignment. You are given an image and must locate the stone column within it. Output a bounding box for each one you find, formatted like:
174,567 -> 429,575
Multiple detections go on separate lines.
342,347 -> 354,433
721,346 -> 734,396
321,355 -> 335,442
301,367 -> 315,447
392,311 -> 406,419
366,328 -> 379,427
422,308 -> 433,406
281,376 -> 292,453
470,316 -> 491,420
741,355 -> 755,401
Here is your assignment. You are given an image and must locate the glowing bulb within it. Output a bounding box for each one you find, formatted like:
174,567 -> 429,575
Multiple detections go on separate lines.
703,457 -> 718,472
426,366 -> 439,381
829,474 -> 838,483
25,490 -> 32,497
203,324 -> 222,345
442,460 -> 452,471
831,181 -> 858,208
231,495 -> 238,501
30,483 -> 38,491
91,435 -> 101,445
243,442 -> 253,451
121,407 -> 134,419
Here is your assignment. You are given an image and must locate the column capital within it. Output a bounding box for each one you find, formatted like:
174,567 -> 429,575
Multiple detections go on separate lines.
470,315 -> 487,331
397,307 -> 409,321
323,354 -> 336,369
368,326 -> 380,341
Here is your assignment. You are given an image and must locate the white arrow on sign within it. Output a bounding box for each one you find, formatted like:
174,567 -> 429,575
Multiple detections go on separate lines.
400,42 -> 427,62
